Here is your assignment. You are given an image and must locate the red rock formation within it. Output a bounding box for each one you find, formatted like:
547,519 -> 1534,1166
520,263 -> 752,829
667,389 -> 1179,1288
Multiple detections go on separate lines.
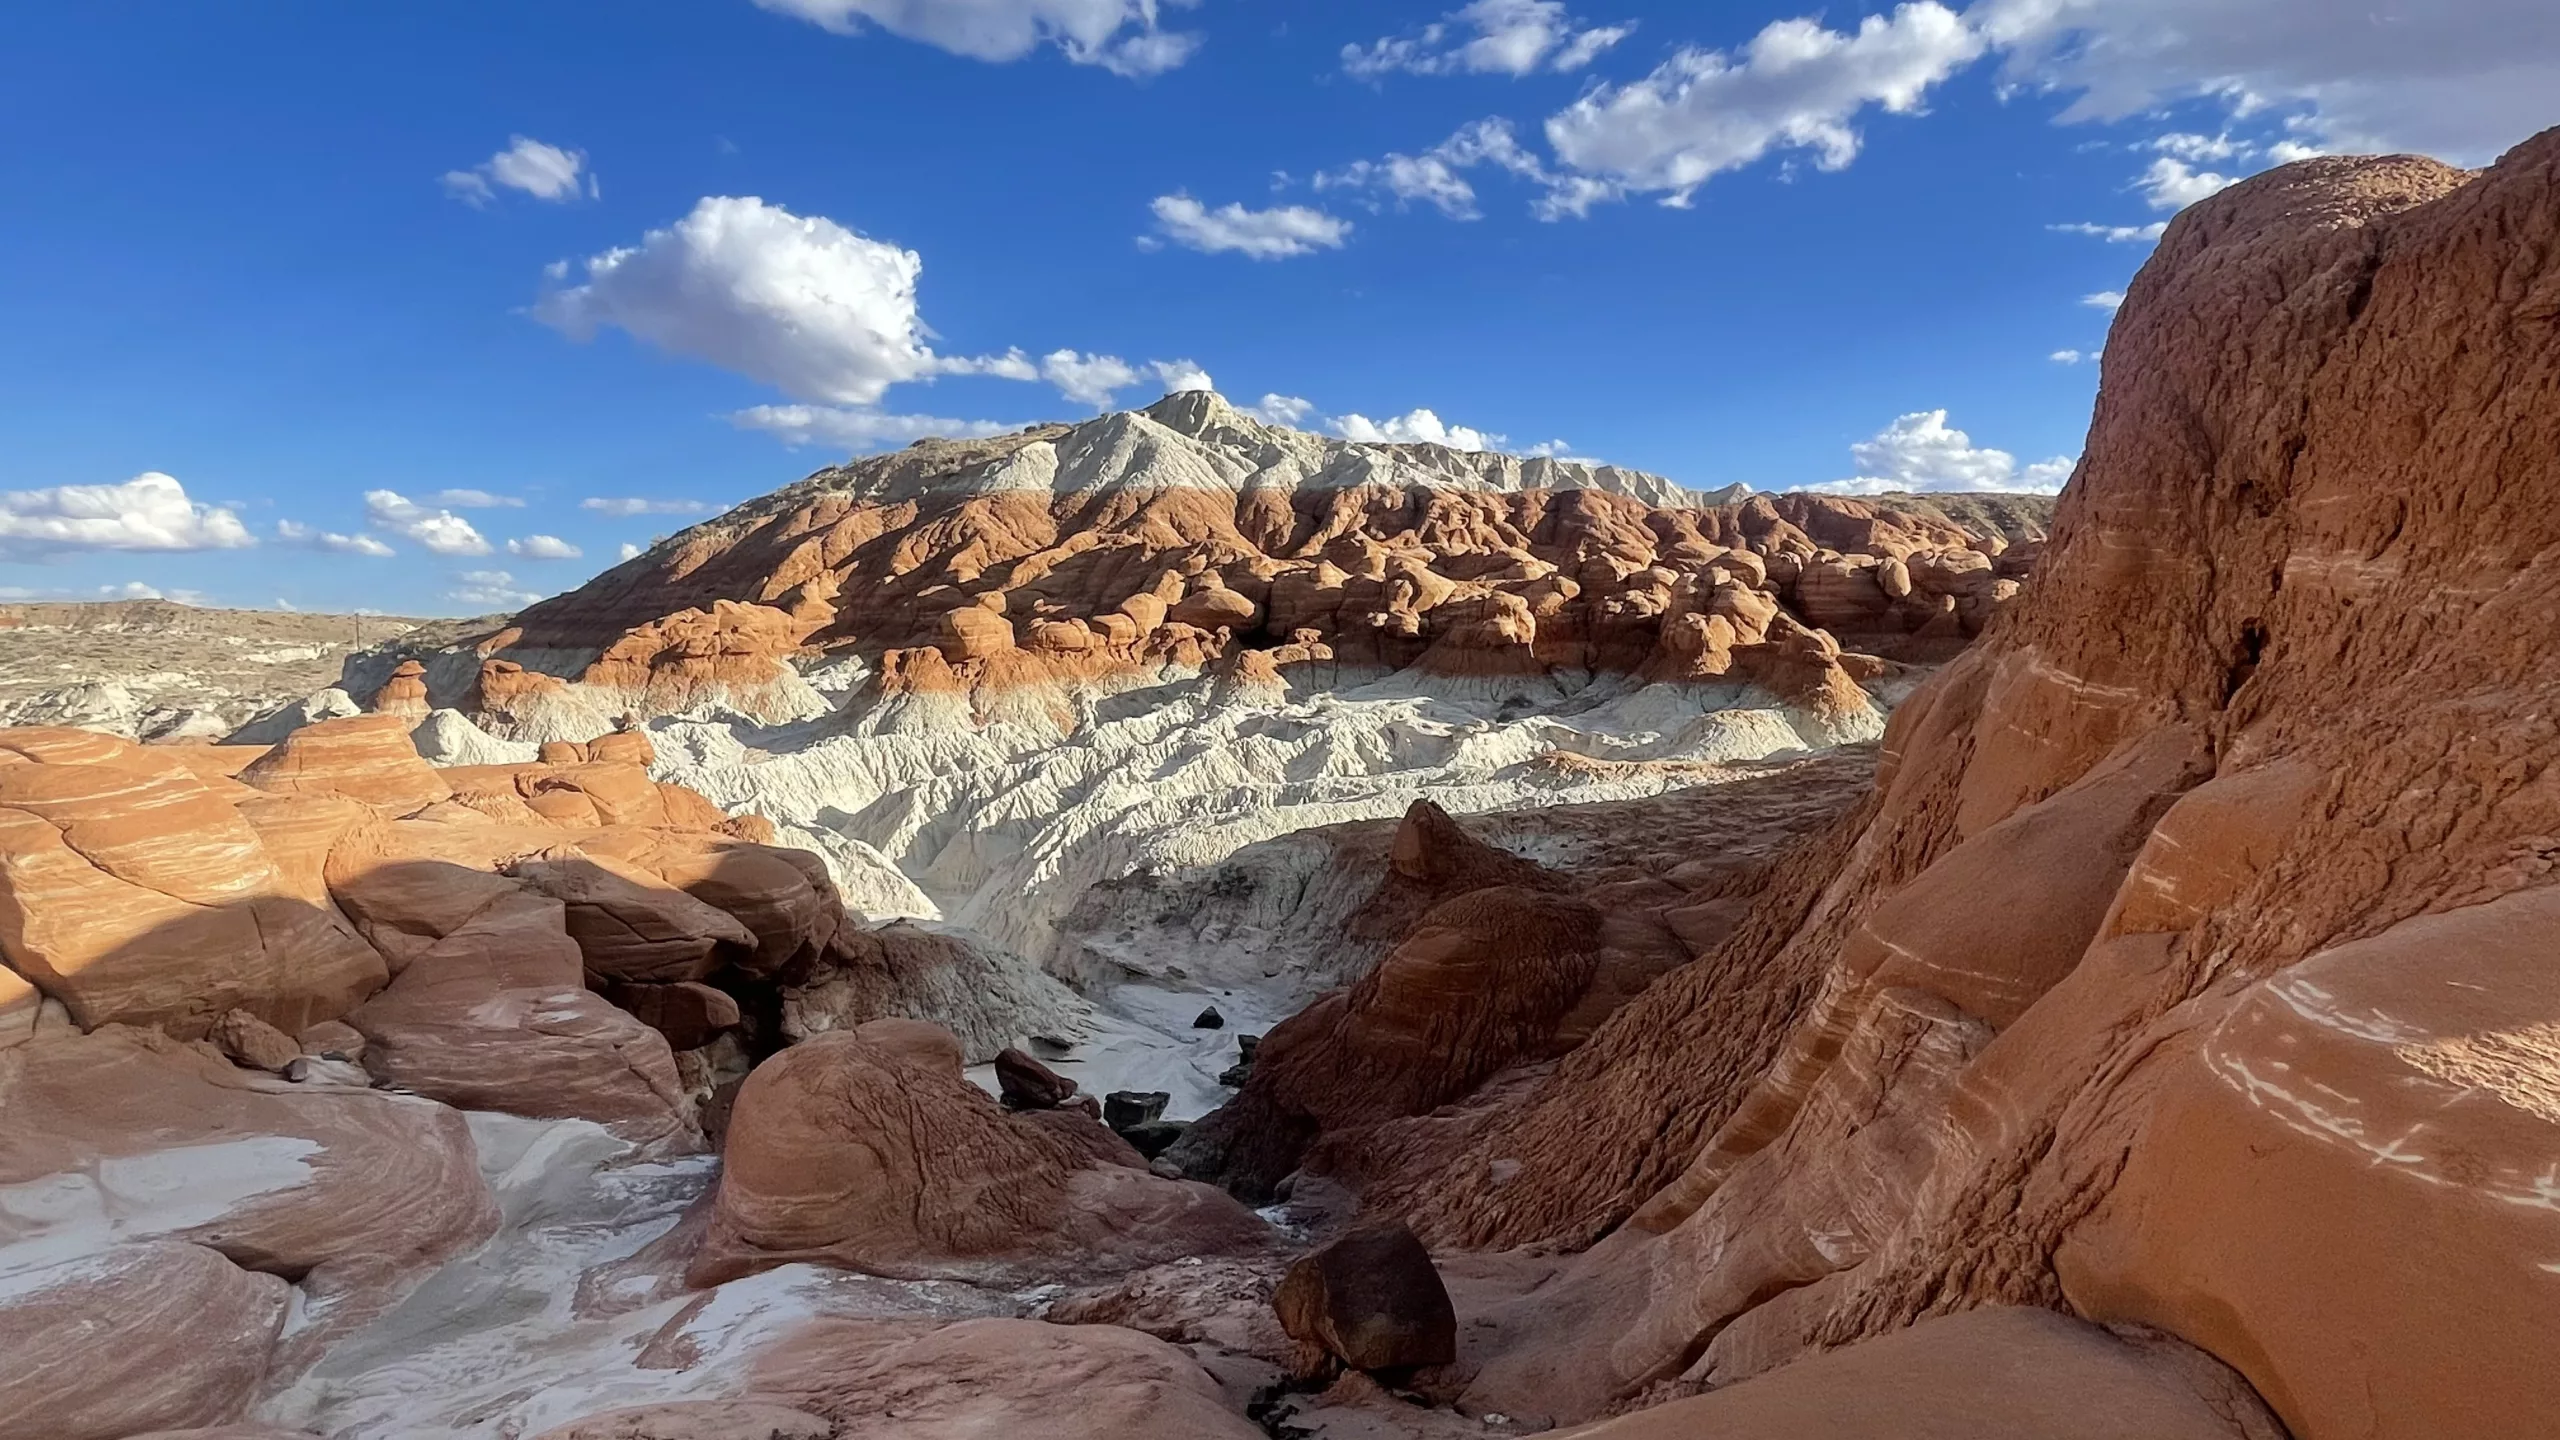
364,401 -> 2049,738
691,1022 -> 1269,1286
0,1241 -> 290,1440
237,713 -> 453,813
0,709 -> 851,1139
741,1316 -> 1266,1439
0,733 -> 385,1036
1300,135 -> 2560,1438
367,658 -> 430,720
1171,777 -> 1859,1199
1553,1307 -> 2282,1439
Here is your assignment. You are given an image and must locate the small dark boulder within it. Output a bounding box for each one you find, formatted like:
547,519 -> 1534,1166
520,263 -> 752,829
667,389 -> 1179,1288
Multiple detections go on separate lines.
1274,1220 -> 1457,1380
1104,1090 -> 1170,1131
1193,1005 -> 1226,1030
1119,1119 -> 1189,1160
1218,1033 -> 1262,1088
995,1046 -> 1078,1110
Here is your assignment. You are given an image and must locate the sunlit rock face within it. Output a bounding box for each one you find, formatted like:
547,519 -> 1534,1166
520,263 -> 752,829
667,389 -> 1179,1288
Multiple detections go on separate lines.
342,389 -> 2048,753
298,398 -> 2045,1131
1314,136 -> 2560,1440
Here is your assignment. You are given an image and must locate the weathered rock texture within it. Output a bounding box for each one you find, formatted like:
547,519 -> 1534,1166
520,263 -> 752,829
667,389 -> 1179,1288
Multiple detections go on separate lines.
744,1316 -> 1266,1439
1549,1307 -> 2283,1439
0,717 -> 889,1144
692,1022 -> 1269,1286
0,1026 -> 498,1381
1302,135 -> 2560,1440
1274,1220 -> 1458,1379
346,394 -> 2047,740
1170,765 -> 1867,1197
0,1241 -> 291,1440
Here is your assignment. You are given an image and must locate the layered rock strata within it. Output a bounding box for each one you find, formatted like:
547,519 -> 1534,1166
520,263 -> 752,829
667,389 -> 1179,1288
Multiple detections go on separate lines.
1188,135 -> 2560,1440
337,394 -> 2047,744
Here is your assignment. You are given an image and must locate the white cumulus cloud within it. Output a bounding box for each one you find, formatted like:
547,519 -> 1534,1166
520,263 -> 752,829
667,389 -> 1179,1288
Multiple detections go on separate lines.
1813,409 -> 2076,495
1148,194 -> 1351,260
2136,155 -> 2239,210
2049,349 -> 2089,364
1033,352 -> 1215,409
536,196 -> 973,407
1345,0 -> 1633,80
1041,352 -> 1140,408
581,496 -> 714,517
618,542 -> 644,561
442,136 -> 594,206
1152,358 -> 1215,394
422,488 -> 524,508
276,520 -> 395,557
1246,394 -> 1316,426
539,195 -> 1214,449
1544,3 -> 1985,211
1330,408 -> 1503,453
2083,290 -> 2126,311
0,473 -> 255,559
448,569 -> 544,610
1317,119 -> 1551,221
754,0 -> 1201,77
729,405 -> 1019,450
364,490 -> 492,556
2049,220 -> 2169,243
505,534 -> 584,560
1972,0 -> 2560,165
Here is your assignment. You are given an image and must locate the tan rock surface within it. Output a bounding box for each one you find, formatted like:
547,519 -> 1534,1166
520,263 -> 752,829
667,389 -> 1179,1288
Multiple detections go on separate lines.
508,849 -> 757,985
691,1025 -> 1267,1285
0,733 -> 385,1036
236,713 -> 454,812
527,1404 -> 827,1440
0,1241 -> 288,1440
744,1316 -> 1266,1440
1550,1307 -> 2279,1440
1341,134 -> 2560,1438
346,886 -> 698,1146
0,1026 -> 496,1355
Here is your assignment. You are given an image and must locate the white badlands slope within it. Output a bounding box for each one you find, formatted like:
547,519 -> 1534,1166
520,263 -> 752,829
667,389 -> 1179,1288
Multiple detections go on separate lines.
638,660 -> 1888,1118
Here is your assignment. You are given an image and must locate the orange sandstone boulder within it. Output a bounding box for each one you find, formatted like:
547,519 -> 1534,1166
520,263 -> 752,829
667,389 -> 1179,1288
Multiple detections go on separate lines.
236,713 -> 452,813
742,1316 -> 1266,1440
690,1024 -> 1267,1286
1551,1307 -> 2280,1440
0,1242 -> 289,1440
0,735 -> 385,1036
368,658 -> 431,719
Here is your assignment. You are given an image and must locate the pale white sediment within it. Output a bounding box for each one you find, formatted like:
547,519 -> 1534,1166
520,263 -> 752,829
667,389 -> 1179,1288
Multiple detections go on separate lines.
645,664 -> 1879,1113
259,1113 -> 1019,1438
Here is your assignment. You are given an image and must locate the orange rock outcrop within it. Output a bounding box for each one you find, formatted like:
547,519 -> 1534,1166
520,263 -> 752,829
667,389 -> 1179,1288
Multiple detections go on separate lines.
360,404 -> 2049,735
0,715 -> 846,1144
1224,134 -> 2560,1439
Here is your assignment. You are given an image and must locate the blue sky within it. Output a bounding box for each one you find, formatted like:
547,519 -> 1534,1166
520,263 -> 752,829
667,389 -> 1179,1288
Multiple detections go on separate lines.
0,1 -> 2547,615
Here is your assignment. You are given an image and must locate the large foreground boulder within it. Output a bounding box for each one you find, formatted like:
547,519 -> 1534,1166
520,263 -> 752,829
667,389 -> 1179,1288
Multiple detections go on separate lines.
1275,1220 -> 1457,1379
0,1027 -> 497,1372
742,1317 -> 1266,1440
1553,1307 -> 2281,1439
0,1242 -> 289,1440
690,1022 -> 1268,1286
0,733 -> 383,1036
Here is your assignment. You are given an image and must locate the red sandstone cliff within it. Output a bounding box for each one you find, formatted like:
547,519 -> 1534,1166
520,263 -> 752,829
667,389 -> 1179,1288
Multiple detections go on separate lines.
1201,133 -> 2560,1439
